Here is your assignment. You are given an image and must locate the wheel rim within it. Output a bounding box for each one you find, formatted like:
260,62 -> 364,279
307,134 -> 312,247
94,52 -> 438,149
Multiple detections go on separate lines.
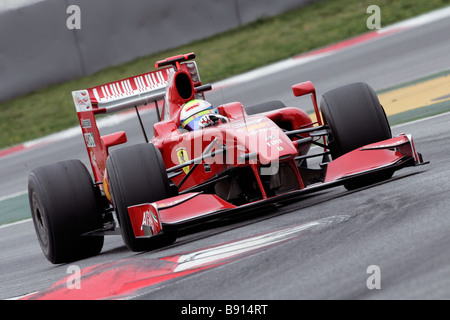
31,193 -> 49,249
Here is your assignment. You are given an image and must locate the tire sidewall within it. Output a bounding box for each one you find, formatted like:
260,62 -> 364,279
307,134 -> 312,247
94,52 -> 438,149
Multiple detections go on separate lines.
106,143 -> 173,251
28,160 -> 103,263
320,82 -> 391,158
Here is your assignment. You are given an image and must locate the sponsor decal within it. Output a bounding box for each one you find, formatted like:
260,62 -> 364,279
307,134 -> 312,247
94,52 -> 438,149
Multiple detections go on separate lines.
184,102 -> 200,113
84,133 -> 96,148
81,119 -> 91,128
72,90 -> 92,111
141,204 -> 161,235
238,122 -> 268,131
266,139 -> 282,147
176,147 -> 190,174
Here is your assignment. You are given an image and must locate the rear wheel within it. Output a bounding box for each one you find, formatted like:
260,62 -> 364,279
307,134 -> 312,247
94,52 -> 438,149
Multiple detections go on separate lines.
28,160 -> 104,264
320,82 -> 393,189
106,143 -> 176,252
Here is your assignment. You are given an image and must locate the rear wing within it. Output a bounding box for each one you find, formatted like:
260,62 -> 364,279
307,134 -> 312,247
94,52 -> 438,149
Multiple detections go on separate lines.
71,54 -> 202,184
72,61 -> 201,114
88,68 -> 170,109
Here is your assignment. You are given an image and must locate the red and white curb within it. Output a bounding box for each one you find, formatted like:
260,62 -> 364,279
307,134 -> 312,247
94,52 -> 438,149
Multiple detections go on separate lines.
17,214 -> 349,300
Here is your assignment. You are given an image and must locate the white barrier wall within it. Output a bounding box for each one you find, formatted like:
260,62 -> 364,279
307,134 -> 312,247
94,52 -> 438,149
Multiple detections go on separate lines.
0,0 -> 315,102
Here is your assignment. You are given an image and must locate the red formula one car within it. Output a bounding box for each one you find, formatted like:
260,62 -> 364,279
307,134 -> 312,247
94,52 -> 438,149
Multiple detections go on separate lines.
28,53 -> 426,263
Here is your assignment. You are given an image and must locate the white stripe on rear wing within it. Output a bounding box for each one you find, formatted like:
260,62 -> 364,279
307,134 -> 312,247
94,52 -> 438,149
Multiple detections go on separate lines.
72,61 -> 201,114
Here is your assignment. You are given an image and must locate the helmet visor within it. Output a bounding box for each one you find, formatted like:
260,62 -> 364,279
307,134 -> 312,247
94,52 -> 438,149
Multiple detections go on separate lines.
181,109 -> 217,131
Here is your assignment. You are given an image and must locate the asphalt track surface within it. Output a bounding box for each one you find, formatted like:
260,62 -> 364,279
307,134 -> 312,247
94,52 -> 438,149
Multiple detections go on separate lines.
1,11 -> 450,300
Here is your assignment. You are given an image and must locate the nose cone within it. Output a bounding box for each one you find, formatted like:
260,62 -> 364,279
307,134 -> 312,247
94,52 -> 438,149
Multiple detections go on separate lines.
230,117 -> 298,164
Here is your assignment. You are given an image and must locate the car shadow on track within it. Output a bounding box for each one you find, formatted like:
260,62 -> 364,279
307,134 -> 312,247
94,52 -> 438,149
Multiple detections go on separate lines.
162,169 -> 427,249
94,169 -> 427,260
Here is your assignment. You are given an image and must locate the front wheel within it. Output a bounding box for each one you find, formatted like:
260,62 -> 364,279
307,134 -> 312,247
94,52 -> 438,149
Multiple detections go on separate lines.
106,143 -> 176,252
28,160 -> 104,264
320,82 -> 393,190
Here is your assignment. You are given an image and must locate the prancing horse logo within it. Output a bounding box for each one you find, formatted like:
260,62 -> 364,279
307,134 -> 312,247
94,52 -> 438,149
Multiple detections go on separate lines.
176,147 -> 190,174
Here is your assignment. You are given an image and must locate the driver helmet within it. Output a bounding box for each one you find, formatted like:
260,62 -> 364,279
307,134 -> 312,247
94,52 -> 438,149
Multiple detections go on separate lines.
180,99 -> 217,131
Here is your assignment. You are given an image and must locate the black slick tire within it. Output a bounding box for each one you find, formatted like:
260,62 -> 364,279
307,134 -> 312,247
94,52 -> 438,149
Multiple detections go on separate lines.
28,160 -> 104,264
106,143 -> 176,252
320,82 -> 393,190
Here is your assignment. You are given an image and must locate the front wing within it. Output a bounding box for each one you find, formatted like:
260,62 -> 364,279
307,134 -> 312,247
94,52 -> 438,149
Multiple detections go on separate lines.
128,134 -> 426,238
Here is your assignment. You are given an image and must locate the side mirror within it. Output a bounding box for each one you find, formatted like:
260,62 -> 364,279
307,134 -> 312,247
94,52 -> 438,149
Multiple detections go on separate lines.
102,131 -> 128,155
291,81 -> 322,126
292,81 -> 316,97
